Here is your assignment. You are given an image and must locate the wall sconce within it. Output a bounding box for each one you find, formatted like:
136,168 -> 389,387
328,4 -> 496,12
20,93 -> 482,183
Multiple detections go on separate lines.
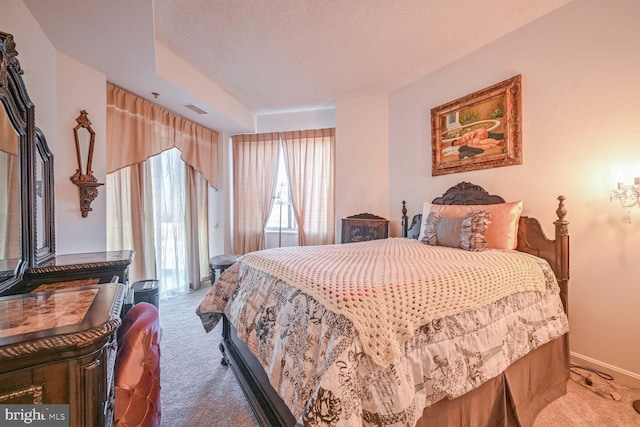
610,177 -> 640,223
70,110 -> 103,217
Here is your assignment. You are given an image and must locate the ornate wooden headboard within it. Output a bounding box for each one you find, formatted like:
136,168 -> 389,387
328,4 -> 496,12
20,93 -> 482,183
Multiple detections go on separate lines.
402,182 -> 569,314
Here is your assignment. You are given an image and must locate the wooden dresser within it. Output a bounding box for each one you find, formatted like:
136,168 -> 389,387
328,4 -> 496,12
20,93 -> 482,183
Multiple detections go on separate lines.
0,283 -> 126,427
0,251 -> 134,298
341,213 -> 389,243
0,33 -> 134,426
17,251 -> 135,294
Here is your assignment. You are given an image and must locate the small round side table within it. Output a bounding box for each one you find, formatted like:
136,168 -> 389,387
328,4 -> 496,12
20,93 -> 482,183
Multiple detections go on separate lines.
209,254 -> 241,283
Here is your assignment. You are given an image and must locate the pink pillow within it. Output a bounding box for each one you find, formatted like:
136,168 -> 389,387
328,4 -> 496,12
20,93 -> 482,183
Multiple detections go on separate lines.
418,200 -> 523,250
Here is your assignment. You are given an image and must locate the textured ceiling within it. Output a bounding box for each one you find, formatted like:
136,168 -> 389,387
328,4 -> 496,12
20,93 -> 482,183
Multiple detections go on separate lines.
153,0 -> 574,113
23,0 -> 574,131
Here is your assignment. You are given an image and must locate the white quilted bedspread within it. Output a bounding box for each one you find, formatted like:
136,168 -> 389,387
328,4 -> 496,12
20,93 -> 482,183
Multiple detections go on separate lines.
196,238 -> 569,426
240,238 -> 552,367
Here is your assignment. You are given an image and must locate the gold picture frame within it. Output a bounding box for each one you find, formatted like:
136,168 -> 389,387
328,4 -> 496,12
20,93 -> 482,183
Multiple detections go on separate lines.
431,75 -> 522,176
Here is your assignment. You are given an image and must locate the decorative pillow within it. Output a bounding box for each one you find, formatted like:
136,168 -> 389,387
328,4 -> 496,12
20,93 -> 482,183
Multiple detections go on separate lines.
434,216 -> 463,248
421,212 -> 443,245
421,210 -> 492,251
417,200 -> 523,250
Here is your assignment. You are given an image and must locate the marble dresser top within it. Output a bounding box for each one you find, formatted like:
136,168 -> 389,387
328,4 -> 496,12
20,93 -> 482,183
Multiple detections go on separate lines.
0,283 -> 126,372
0,288 -> 99,338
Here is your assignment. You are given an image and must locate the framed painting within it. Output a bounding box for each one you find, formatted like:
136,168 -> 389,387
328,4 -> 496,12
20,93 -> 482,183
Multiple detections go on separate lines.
431,74 -> 522,176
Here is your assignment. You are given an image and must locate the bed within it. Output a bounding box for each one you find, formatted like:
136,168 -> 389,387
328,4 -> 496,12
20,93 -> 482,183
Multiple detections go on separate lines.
197,182 -> 570,427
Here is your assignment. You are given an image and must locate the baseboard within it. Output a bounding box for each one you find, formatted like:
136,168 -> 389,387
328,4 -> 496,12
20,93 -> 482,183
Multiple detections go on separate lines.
570,352 -> 640,389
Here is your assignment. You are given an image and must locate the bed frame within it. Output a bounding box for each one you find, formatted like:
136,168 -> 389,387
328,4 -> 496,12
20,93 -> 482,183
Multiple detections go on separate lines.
218,181 -> 570,427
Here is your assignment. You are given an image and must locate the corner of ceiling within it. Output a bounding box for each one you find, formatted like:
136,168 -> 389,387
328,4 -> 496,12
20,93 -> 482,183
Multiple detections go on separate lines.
154,41 -> 255,134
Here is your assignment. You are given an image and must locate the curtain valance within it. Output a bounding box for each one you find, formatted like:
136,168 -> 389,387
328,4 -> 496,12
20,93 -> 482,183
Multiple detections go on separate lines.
281,127 -> 335,141
106,83 -> 219,188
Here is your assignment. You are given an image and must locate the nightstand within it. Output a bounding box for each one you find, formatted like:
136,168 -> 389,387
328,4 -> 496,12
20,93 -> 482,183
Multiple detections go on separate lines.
341,213 -> 389,243
209,254 -> 242,283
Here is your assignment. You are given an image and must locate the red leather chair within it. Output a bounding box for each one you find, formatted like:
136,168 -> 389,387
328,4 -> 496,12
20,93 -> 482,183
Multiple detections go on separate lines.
114,302 -> 161,427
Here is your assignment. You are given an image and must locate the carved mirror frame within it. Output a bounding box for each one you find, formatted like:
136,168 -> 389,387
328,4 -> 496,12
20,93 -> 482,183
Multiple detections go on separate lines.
0,32 -> 55,294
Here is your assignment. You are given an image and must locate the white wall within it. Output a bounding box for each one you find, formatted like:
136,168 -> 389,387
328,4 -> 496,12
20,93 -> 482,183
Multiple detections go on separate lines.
256,108 -> 336,133
0,2 -> 55,143
208,131 -> 232,259
243,108 -> 338,248
1,1 -> 56,145
1,1 -> 107,255
255,98 -> 389,246
55,53 -> 107,254
236,98 -> 389,248
389,0 -> 640,383
336,96 -> 390,239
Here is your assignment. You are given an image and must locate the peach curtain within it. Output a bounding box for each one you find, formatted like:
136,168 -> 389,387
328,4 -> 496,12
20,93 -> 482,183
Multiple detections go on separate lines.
106,163 -> 157,283
282,128 -> 335,246
186,166 -> 211,288
232,133 -> 280,254
0,113 -> 20,259
106,83 -> 218,189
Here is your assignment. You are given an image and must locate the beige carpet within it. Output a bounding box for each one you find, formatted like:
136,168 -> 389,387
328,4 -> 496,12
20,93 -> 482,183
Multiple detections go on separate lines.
159,287 -> 640,426
535,371 -> 640,426
159,287 -> 258,427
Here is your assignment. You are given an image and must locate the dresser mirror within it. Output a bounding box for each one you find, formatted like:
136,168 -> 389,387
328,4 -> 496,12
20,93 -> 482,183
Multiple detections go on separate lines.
34,128 -> 55,264
0,108 -> 21,284
0,31 -> 56,295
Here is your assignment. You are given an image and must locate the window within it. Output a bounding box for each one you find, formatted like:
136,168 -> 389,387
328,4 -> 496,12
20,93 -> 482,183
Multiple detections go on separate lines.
148,147 -> 189,299
265,147 -> 297,231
